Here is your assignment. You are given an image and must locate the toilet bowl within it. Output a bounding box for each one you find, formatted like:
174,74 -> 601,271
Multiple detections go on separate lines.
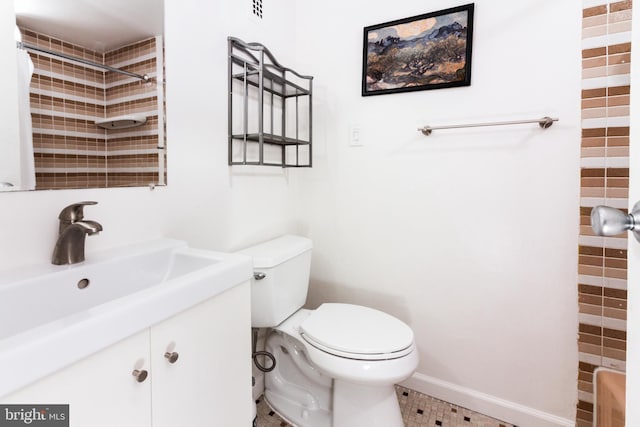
239,235 -> 418,427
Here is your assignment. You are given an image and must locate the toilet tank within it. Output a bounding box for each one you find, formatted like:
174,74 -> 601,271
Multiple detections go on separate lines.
237,235 -> 312,328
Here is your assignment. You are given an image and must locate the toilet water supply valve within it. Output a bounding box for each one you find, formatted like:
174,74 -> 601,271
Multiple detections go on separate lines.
252,328 -> 276,372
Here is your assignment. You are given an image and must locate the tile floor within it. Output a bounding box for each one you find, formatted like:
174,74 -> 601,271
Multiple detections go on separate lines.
256,385 -> 516,427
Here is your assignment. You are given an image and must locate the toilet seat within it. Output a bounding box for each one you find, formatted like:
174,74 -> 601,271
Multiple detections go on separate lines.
300,303 -> 414,361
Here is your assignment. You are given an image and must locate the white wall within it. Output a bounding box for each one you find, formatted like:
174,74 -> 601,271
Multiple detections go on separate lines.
161,0 -> 306,251
0,0 -> 303,272
295,1 -> 580,425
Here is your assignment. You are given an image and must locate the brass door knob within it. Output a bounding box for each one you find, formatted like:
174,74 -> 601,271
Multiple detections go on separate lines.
132,369 -> 148,382
164,351 -> 179,364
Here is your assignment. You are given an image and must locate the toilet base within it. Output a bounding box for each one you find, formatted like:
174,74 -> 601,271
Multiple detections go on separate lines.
333,380 -> 403,427
265,391 -> 331,427
264,326 -> 407,427
264,381 -> 404,427
266,378 -> 404,427
264,331 -> 332,427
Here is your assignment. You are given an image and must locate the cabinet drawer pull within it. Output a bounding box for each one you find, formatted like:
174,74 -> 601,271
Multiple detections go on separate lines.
164,351 -> 179,364
132,369 -> 148,382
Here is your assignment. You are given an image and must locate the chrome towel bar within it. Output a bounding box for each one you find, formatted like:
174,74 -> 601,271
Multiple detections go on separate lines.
418,116 -> 558,136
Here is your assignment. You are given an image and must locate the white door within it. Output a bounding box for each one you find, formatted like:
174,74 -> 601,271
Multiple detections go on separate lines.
1,330 -> 152,427
150,282 -> 253,427
625,5 -> 640,425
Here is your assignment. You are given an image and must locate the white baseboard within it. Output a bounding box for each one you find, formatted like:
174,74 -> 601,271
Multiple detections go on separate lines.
400,373 -> 574,427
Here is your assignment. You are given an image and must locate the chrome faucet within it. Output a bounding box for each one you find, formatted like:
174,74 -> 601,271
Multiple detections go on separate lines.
52,201 -> 103,265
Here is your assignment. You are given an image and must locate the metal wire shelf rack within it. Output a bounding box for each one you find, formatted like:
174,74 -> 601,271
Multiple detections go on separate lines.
228,37 -> 313,167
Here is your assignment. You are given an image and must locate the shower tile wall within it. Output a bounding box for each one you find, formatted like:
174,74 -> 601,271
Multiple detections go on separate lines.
578,1 -> 630,426
104,38 -> 165,187
20,29 -> 163,190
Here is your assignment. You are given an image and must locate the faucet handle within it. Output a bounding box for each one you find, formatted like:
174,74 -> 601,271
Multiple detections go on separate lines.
58,201 -> 98,222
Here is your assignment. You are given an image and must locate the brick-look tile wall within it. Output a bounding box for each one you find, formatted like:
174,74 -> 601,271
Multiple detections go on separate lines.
20,29 -> 163,190
104,38 -> 164,187
577,1 -> 631,426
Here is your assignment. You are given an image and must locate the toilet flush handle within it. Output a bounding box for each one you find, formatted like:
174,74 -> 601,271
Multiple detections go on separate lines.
254,272 -> 266,280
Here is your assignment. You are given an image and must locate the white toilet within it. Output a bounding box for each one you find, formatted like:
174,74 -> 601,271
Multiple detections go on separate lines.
239,235 -> 419,427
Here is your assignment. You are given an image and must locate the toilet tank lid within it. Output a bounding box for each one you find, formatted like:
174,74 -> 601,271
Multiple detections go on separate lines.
237,235 -> 312,268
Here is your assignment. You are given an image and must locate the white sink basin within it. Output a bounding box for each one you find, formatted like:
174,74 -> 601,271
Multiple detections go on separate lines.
0,238 -> 253,397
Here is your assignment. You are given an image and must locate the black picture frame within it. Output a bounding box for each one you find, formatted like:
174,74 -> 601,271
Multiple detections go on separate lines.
362,3 -> 474,96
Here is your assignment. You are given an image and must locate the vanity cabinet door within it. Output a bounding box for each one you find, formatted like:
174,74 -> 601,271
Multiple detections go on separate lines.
1,330 -> 152,427
150,281 -> 252,427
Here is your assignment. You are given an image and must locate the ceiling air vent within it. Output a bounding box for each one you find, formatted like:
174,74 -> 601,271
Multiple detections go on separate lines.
252,0 -> 263,18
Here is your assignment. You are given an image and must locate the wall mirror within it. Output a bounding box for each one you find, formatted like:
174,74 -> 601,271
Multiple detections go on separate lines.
3,0 -> 166,192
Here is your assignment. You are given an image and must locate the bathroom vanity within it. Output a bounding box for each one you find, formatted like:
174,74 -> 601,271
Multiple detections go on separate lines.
0,239 -> 253,427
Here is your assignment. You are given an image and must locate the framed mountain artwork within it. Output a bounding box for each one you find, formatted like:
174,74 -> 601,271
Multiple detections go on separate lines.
362,4 -> 474,96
